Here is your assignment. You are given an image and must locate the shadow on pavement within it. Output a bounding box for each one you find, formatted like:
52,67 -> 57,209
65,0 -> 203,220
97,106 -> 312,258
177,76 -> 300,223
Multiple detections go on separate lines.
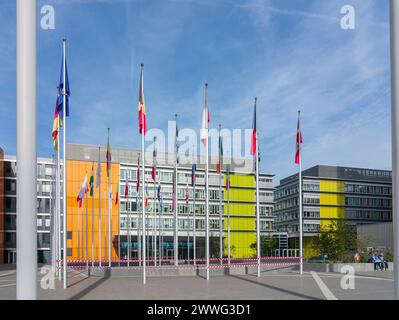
229,274 -> 321,300
68,269 -> 111,300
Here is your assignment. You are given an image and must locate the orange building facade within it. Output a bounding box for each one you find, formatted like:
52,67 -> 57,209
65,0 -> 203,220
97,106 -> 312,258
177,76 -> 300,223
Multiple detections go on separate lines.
66,160 -> 120,261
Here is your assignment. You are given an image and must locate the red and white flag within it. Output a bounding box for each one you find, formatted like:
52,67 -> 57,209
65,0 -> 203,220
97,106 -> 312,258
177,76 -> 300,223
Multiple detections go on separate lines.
138,65 -> 147,136
201,85 -> 210,146
76,174 -> 89,208
124,174 -> 129,198
295,112 -> 303,165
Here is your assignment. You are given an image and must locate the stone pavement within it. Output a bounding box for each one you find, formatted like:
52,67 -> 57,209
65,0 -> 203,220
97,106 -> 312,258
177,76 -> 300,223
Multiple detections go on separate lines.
0,268 -> 394,300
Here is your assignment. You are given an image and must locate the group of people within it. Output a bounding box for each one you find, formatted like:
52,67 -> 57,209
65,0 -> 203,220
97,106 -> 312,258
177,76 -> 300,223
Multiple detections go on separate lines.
368,252 -> 389,271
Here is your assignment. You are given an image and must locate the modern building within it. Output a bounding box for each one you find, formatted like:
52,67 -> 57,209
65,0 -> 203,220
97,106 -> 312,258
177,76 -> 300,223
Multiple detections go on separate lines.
274,165 -> 393,258
0,143 -> 275,263
1,154 -> 57,264
357,222 -> 393,253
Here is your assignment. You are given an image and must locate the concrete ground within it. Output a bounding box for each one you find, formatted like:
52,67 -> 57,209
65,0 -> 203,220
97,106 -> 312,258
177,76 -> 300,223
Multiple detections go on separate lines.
0,267 -> 394,300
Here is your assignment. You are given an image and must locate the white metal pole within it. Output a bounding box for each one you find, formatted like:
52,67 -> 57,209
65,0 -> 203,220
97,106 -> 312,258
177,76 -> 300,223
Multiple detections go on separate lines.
142,129 -> 147,284
16,0 -> 37,299
62,39 -> 68,289
98,147 -> 102,267
108,185 -> 112,267
153,172 -> 156,266
298,111 -> 304,276
192,146 -> 196,266
390,0 -> 399,299
254,98 -> 261,278
91,177 -> 94,268
108,129 -> 112,268
118,185 -> 121,267
205,84 -> 210,281
50,157 -> 56,274
86,191 -> 89,270
128,192 -> 131,267
255,127 -> 261,278
174,114 -> 179,266
218,124 -> 223,265
228,178 -> 231,265
57,132 -> 61,280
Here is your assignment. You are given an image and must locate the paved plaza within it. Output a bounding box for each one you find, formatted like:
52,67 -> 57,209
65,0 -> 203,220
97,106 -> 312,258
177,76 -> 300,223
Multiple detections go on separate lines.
0,267 -> 394,300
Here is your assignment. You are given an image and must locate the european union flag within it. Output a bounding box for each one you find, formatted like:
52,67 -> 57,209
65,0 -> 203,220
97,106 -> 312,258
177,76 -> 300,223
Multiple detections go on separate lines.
58,51 -> 70,118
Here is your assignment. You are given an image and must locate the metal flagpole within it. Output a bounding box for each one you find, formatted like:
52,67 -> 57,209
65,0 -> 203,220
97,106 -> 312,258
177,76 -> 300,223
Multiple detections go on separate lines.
227,165 -> 231,265
127,183 -> 130,268
205,84 -> 210,280
98,147 -> 102,267
187,182 -> 190,264
109,185 -> 112,267
77,206 -> 80,262
255,98 -> 261,278
91,169 -> 94,268
86,188 -> 89,270
153,139 -> 157,266
137,191 -> 141,267
140,63 -> 147,284
50,156 -> 56,273
218,124 -> 223,265
16,0 -> 37,298
118,182 -> 121,267
390,0 -> 399,299
193,145 -> 196,266
57,125 -> 61,280
298,111 -> 304,275
157,170 -> 162,266
62,39 -> 68,289
174,114 -> 179,266
108,128 -> 112,268
141,120 -> 147,284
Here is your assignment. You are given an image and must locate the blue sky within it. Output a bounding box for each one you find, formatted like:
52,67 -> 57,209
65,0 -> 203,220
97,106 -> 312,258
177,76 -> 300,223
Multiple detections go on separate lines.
0,0 -> 392,184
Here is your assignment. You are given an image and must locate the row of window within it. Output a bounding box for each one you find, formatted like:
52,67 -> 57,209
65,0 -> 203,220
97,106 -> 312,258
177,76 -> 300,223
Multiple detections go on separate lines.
345,197 -> 392,208
120,217 -> 273,232
346,209 -> 392,221
344,183 -> 391,195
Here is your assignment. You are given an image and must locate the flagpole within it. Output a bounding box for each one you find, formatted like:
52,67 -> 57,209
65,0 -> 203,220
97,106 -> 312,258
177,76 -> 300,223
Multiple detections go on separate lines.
57,121 -> 61,280
187,182 -> 190,264
98,147 -> 102,267
50,155 -> 56,274
218,124 -> 223,265
91,167 -> 95,268
174,114 -> 179,266
157,170 -> 162,266
118,182 -> 121,267
254,98 -> 261,278
298,111 -> 304,275
140,64 -> 147,284
390,0 -> 399,300
227,168 -> 231,265
107,128 -> 112,268
127,181 -> 130,268
78,206 -> 80,262
153,175 -> 157,267
16,0 -> 37,299
205,83 -> 210,281
86,186 -> 89,270
193,147 -> 197,266
62,38 -> 68,289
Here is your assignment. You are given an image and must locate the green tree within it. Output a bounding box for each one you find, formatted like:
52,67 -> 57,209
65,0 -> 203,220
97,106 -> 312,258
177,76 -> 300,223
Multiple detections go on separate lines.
312,221 -> 357,262
250,236 -> 279,257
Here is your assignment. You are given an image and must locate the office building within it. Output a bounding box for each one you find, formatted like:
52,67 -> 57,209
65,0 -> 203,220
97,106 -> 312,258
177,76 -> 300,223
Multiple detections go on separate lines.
274,165 -> 392,258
